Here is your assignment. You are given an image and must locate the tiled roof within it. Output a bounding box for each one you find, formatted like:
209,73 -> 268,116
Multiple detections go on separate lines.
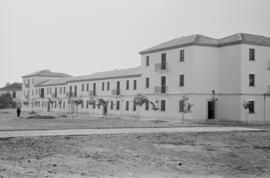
36,67 -> 141,86
0,82 -> 22,91
22,70 -> 71,78
140,33 -> 270,54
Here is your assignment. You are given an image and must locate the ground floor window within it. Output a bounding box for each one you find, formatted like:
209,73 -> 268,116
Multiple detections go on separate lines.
82,101 -> 84,108
93,101 -> 96,109
249,101 -> 255,113
126,101 -> 129,111
160,100 -> 166,111
133,101 -> 136,111
63,101 -> 65,109
145,100 -> 149,110
111,101 -> 113,110
116,101 -> 120,110
179,100 -> 184,112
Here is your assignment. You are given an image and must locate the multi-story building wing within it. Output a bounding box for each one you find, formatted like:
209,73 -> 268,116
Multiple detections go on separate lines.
22,33 -> 270,123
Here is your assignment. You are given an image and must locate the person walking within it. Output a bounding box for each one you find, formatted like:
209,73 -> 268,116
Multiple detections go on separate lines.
16,104 -> 21,118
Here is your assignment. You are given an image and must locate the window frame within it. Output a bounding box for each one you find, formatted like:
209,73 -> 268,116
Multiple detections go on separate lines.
160,100 -> 166,111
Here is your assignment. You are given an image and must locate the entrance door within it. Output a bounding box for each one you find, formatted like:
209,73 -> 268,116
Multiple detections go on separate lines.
208,101 -> 215,119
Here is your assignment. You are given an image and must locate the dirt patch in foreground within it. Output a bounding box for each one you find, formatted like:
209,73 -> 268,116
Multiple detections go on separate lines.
0,131 -> 269,177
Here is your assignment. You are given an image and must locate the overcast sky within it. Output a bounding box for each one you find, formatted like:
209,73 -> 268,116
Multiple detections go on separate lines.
0,0 -> 270,87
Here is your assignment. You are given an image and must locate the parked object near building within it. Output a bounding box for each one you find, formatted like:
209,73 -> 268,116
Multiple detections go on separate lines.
21,33 -> 270,124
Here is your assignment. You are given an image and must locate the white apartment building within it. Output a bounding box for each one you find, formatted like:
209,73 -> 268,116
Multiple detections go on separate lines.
22,33 -> 270,123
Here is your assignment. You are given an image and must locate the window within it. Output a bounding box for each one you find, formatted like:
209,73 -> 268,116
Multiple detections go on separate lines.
74,85 -> 77,97
133,101 -> 136,111
93,101 -> 96,109
93,83 -> 96,95
102,82 -> 105,91
133,80 -> 137,90
116,101 -> 120,110
146,56 -> 150,66
82,83 -> 84,91
63,101 -> 65,109
249,74 -> 255,87
249,48 -> 255,61
50,88 -> 52,94
63,87 -> 65,94
126,101 -> 129,111
107,82 -> 110,90
160,100 -> 166,111
180,50 -> 185,62
145,100 -> 149,110
111,101 -> 113,110
146,78 -> 149,88
179,100 -> 184,112
86,83 -> 89,91
249,101 -> 255,113
161,53 -> 166,70
126,80 -> 129,90
60,87 -> 62,94
47,88 -> 49,94
86,101 -> 89,109
12,91 -> 16,98
82,100 -> 84,108
179,75 -> 184,87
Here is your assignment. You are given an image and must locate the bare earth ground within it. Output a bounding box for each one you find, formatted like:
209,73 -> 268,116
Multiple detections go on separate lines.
0,109 -> 270,177
0,131 -> 269,177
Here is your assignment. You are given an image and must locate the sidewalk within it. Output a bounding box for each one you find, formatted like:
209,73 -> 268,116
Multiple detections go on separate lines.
0,127 -> 262,138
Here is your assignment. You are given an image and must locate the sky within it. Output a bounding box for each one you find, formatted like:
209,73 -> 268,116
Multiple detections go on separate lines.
0,0 -> 270,87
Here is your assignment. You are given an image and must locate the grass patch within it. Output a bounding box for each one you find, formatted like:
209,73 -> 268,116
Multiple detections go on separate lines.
26,114 -> 56,119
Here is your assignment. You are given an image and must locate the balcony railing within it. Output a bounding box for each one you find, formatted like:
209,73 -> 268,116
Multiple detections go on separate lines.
155,86 -> 168,94
155,62 -> 168,72
111,89 -> 121,95
25,83 -> 30,88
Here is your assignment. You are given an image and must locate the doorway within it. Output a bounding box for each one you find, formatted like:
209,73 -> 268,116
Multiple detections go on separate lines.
208,101 -> 215,119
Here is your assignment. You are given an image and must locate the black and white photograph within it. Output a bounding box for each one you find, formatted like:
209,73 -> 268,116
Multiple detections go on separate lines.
0,0 -> 270,177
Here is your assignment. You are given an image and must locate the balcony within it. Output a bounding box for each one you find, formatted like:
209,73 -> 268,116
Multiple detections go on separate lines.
25,83 -> 30,88
155,86 -> 168,94
111,89 -> 121,96
155,62 -> 168,72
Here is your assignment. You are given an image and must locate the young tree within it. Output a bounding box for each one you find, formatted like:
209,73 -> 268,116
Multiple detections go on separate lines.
97,98 -> 109,115
179,95 -> 193,124
242,101 -> 250,124
133,94 -> 148,117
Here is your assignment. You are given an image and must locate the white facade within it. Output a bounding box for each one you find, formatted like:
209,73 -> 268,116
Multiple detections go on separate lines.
21,33 -> 270,123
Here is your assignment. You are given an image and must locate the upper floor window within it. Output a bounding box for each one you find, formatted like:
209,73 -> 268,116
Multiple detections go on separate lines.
249,48 -> 255,61
82,83 -> 84,92
161,53 -> 166,61
248,101 -> 255,113
249,74 -> 255,87
87,83 -> 89,91
63,87 -> 65,94
146,78 -> 149,88
32,78 -> 34,84
146,56 -> 150,66
110,101 -> 113,110
133,80 -> 137,90
126,80 -> 129,90
179,75 -> 184,87
180,50 -> 185,62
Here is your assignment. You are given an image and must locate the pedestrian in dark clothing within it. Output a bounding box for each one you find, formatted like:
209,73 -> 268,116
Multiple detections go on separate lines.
16,107 -> 21,118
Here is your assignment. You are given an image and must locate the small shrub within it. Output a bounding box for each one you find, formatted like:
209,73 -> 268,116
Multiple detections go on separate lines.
26,114 -> 56,119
